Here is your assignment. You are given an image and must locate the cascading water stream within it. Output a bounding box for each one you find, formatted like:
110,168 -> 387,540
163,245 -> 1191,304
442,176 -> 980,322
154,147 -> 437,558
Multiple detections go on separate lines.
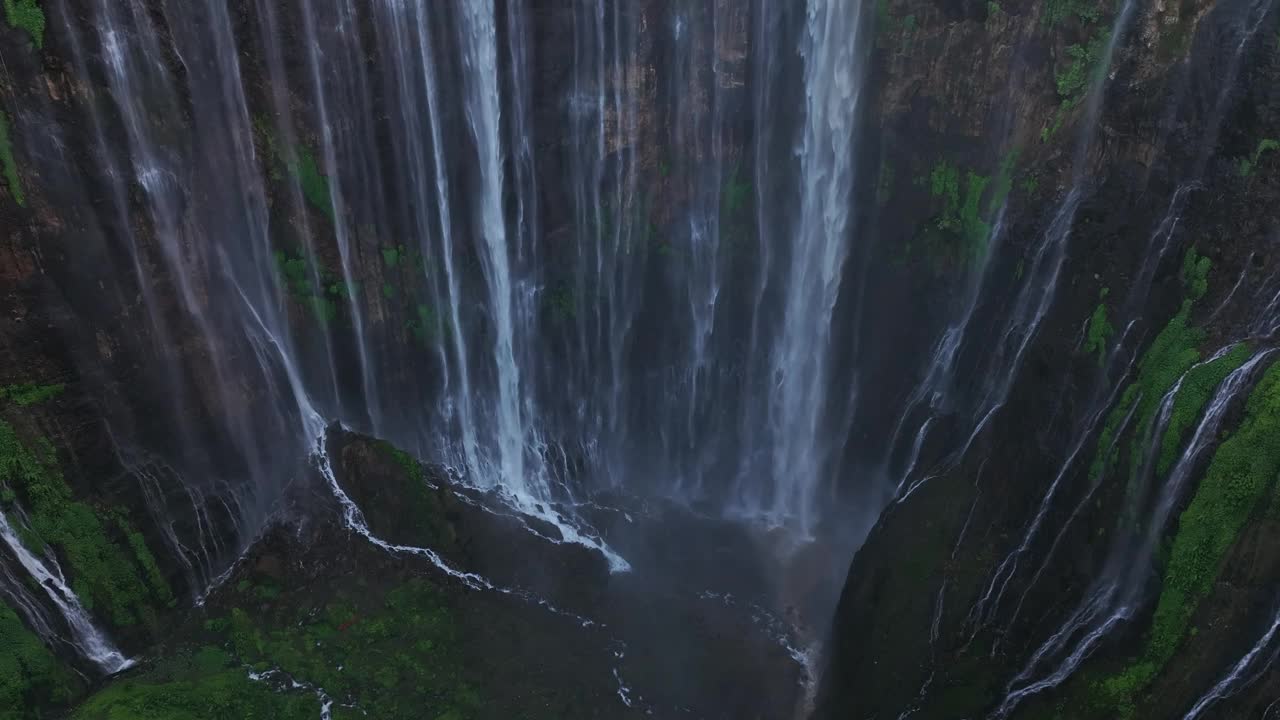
990,348 -> 1279,718
0,510 -> 131,673
760,0 -> 868,534
1182,603 -> 1280,720
16,0 -> 889,677
968,0 -> 1273,642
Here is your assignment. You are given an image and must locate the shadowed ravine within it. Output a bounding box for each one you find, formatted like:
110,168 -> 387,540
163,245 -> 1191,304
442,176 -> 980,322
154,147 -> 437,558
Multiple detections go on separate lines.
1,0 -> 1280,717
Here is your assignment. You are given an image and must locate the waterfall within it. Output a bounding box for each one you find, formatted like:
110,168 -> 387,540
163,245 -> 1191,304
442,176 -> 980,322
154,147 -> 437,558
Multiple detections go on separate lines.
0,511 -> 131,673
990,348 -> 1278,718
13,0 -> 884,670
1182,603 -> 1280,720
761,0 -> 868,535
456,0 -> 533,500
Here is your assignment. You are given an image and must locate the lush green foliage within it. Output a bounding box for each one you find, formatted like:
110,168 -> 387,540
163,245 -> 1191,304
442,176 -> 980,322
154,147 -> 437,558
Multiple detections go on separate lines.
1043,0 -> 1102,27
1239,138 -> 1279,177
1088,249 -> 1211,490
0,112 -> 25,207
0,420 -> 169,627
1082,290 -> 1113,366
915,161 -> 999,267
0,384 -> 63,406
2,0 -> 44,49
1083,250 -> 1275,713
273,249 -> 343,326
1156,343 -> 1252,476
0,602 -> 78,717
381,246 -> 403,268
407,303 -> 444,346
1098,359 -> 1280,712
372,441 -> 456,550
75,576 -> 483,719
232,579 -> 478,719
73,647 -> 318,720
257,120 -> 334,220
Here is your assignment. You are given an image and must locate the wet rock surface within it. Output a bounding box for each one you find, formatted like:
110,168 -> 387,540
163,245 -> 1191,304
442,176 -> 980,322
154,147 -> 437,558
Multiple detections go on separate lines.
73,429 -> 805,719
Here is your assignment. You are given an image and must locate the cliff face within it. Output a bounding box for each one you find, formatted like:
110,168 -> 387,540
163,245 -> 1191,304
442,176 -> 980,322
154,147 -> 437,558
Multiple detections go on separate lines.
0,0 -> 1278,717
819,0 -> 1280,717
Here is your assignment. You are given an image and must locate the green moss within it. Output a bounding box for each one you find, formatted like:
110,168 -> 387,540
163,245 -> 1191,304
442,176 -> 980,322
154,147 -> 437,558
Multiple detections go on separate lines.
0,384 -> 63,407
72,647 -> 319,720
377,440 -> 425,486
0,421 -> 164,628
1043,0 -> 1102,27
2,0 -> 44,49
988,149 -> 1020,216
1055,31 -> 1110,107
0,113 -> 25,208
108,510 -> 175,608
1083,295 -> 1114,366
273,249 -> 347,328
1156,343 -> 1252,476
912,160 -> 1003,269
1098,359 -> 1280,711
256,119 -> 334,221
1089,249 -> 1213,492
381,246 -> 403,268
1238,138 -> 1279,177
721,167 -> 750,219
0,601 -> 79,716
406,303 -> 444,346
371,441 -> 456,551
218,579 -> 480,718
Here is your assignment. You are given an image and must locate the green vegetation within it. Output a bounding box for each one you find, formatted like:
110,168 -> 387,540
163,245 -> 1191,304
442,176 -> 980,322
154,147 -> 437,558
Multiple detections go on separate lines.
1238,138 -> 1279,177
73,647 -> 319,720
0,601 -> 79,715
1156,343 -> 1252,476
75,573 -> 485,719
2,0 -> 44,49
257,119 -> 335,221
0,383 -> 62,406
0,419 -> 172,627
1075,249 -> 1280,714
382,246 -> 403,268
109,510 -> 176,609
875,0 -> 919,48
1088,249 -> 1212,490
1097,358 -> 1280,716
1082,290 -> 1113,366
910,157 -> 1013,269
273,248 -> 343,326
407,303 -> 443,346
1055,31 -> 1109,107
1041,0 -> 1112,142
0,112 -> 25,207
231,579 -> 480,718
371,441 -> 455,550
1043,0 -> 1102,27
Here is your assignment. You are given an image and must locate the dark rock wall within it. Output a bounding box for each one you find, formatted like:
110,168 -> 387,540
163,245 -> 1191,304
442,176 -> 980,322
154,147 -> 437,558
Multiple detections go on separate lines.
0,0 -> 1277,717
